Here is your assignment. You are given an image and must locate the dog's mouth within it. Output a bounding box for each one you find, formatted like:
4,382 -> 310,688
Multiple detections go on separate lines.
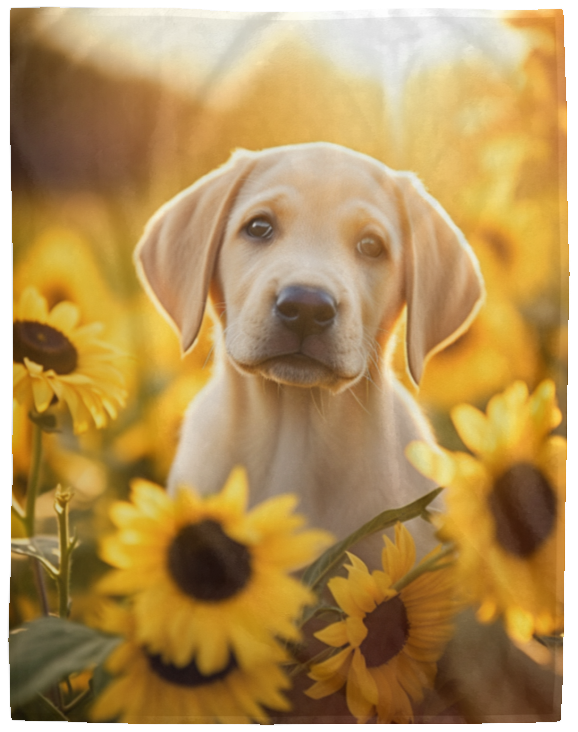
232,350 -> 359,390
264,352 -> 324,368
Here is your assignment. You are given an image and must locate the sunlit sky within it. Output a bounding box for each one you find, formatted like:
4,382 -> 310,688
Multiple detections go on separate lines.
35,8 -> 528,108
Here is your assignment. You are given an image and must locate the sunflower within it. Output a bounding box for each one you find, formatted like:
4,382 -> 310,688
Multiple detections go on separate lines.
406,380 -> 565,643
14,227 -> 120,330
90,603 -> 291,723
419,296 -> 540,411
305,523 -> 458,723
97,468 -> 333,674
13,287 -> 127,434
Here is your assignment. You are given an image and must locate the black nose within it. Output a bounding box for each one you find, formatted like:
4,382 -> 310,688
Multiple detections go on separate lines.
275,286 -> 337,337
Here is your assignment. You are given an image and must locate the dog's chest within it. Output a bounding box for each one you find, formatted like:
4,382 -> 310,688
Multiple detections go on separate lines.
236,387 -> 429,537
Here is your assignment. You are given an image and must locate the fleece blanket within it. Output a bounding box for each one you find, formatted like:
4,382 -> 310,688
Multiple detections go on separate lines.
11,8 -> 566,723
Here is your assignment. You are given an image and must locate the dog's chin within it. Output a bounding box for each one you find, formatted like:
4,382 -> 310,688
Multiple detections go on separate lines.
233,353 -> 358,391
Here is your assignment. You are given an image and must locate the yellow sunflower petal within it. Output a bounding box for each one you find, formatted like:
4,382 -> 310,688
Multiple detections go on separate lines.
228,674 -> 268,721
13,363 -> 27,387
529,379 -> 561,433
328,576 -> 369,617
346,655 -> 375,721
91,674 -> 132,721
245,493 -> 301,533
13,376 -> 32,405
345,615 -> 368,647
18,287 -> 49,321
540,435 -> 567,496
255,528 -> 334,569
209,465 -> 248,515
305,673 -> 347,699
195,628 -> 231,676
31,376 -> 55,413
476,599 -> 498,623
394,523 -> 416,575
174,485 -> 202,515
351,647 -> 379,705
451,403 -> 489,456
314,620 -> 349,648
405,440 -> 455,486
130,479 -> 175,521
381,535 -> 403,583
344,565 -> 378,611
505,606 -> 535,643
47,300 -> 81,332
74,321 -> 104,339
371,665 -> 393,712
53,381 -> 92,433
308,646 -> 353,681
345,551 -> 370,573
96,568 -> 154,594
486,381 -> 527,443
229,623 -> 284,670
371,569 -> 395,598
23,357 -> 44,375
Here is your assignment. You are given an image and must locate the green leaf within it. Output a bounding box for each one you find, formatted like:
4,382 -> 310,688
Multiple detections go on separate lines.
10,616 -> 121,707
11,536 -> 61,572
301,487 -> 443,592
11,692 -> 69,721
91,662 -> 114,698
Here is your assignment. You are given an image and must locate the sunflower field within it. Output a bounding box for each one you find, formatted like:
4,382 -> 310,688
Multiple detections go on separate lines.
11,9 -> 566,723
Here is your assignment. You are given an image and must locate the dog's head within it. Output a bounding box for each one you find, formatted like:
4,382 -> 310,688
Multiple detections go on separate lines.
135,143 -> 484,391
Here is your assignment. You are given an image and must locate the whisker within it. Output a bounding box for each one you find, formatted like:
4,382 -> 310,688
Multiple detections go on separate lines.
202,342 -> 216,369
359,336 -> 384,394
373,325 -> 394,336
348,386 -> 371,415
310,388 -> 326,422
364,370 -> 383,394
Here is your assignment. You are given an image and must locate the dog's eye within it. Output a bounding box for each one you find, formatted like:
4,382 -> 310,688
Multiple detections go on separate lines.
245,217 -> 274,239
357,236 -> 385,259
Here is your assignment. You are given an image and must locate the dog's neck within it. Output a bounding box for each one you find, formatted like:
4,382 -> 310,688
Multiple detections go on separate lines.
216,356 -> 432,529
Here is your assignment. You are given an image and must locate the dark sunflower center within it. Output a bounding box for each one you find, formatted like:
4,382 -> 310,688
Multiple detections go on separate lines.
167,519 -> 252,602
147,651 -> 237,687
489,462 -> 557,558
13,320 -> 78,375
359,594 -> 410,667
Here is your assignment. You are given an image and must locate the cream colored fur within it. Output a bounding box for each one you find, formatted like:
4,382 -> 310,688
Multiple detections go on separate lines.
135,142 -> 484,561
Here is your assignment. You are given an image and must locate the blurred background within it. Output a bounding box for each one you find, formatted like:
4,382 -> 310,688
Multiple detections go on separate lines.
11,8 -> 567,627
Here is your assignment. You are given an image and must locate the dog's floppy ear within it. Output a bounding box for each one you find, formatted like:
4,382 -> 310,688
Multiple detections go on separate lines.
134,151 -> 256,353
397,173 -> 484,386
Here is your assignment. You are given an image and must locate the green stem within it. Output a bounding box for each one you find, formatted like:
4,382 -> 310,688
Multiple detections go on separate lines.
54,491 -> 73,619
23,421 -> 43,538
21,420 -> 52,616
288,644 -> 343,677
31,557 -> 51,616
392,544 -> 456,594
63,687 -> 92,714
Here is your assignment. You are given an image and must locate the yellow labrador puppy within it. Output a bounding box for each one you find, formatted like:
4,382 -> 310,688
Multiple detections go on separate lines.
135,142 -> 484,559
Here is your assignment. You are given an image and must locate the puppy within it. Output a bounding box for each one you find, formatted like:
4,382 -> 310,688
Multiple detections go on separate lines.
135,142 -> 484,560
